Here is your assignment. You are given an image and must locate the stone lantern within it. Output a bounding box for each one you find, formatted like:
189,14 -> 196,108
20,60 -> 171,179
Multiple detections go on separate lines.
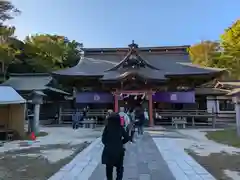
31,91 -> 45,134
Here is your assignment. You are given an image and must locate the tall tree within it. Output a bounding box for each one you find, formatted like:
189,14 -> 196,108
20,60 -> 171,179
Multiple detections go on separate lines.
188,41 -> 220,67
0,0 -> 20,80
62,40 -> 83,67
0,25 -> 21,80
23,34 -> 82,72
218,19 -> 240,79
0,0 -> 20,24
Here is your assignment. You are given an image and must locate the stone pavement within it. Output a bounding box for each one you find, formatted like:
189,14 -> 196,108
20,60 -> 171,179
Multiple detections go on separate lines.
49,132 -> 216,180
48,138 -> 102,180
89,134 -> 175,180
153,138 -> 216,180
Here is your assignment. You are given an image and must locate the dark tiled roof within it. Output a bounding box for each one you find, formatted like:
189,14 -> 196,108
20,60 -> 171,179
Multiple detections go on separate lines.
1,73 -> 69,95
214,80 -> 240,96
101,68 -> 166,81
227,88 -> 240,96
195,87 -> 228,95
1,73 -> 52,91
53,57 -> 118,76
82,45 -> 189,53
52,43 -> 225,81
106,42 -> 160,72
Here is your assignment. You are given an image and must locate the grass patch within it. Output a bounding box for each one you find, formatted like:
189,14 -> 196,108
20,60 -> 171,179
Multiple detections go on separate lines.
35,131 -> 48,137
206,128 -> 240,148
186,149 -> 240,180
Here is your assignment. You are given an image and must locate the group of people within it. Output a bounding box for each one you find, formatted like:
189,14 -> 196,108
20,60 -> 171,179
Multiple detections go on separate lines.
72,107 -> 88,129
102,106 -> 148,180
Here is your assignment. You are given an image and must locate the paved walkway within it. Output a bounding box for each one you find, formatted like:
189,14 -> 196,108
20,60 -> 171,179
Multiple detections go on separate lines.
153,138 -> 216,180
48,138 -> 102,180
89,134 -> 175,180
49,132 -> 216,180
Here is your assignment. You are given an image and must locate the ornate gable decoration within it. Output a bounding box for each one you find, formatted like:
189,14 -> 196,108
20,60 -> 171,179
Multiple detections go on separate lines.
122,41 -> 146,68
106,40 -> 159,71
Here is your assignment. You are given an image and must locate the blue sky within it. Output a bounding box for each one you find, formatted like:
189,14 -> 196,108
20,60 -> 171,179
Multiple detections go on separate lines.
8,0 -> 240,48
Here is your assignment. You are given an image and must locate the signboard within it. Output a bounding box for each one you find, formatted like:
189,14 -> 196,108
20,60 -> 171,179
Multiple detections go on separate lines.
76,91 -> 195,104
76,92 -> 113,103
153,91 -> 195,103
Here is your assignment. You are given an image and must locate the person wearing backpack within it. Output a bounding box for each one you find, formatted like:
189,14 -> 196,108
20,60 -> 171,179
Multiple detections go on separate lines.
119,107 -> 130,130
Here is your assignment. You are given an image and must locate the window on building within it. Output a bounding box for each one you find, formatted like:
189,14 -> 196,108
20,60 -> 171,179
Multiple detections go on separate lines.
219,99 -> 235,111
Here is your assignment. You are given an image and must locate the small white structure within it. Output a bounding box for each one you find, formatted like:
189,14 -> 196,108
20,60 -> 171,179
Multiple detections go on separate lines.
0,86 -> 26,139
0,86 -> 26,104
207,95 -> 235,119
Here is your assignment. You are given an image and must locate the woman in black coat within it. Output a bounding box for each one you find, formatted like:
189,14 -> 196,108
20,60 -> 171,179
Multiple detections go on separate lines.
102,113 -> 129,180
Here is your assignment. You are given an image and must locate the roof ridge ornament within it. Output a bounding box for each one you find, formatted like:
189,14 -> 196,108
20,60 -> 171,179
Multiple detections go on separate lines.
128,40 -> 138,49
105,41 -> 160,71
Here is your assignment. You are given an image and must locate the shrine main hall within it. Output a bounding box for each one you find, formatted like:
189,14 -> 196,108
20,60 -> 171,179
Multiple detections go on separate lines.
52,41 -> 224,126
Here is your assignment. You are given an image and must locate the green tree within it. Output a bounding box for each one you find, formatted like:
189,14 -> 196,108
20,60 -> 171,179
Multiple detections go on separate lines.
24,34 -> 66,71
24,34 -> 82,72
62,40 -> 82,67
0,25 -> 21,80
188,41 -> 220,67
0,0 -> 20,80
0,0 -> 20,24
218,19 -> 240,79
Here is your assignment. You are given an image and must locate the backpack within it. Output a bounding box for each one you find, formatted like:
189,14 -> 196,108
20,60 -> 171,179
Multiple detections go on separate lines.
120,116 -> 125,127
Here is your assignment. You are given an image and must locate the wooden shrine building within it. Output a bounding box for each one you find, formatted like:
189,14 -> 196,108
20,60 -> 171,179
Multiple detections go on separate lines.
52,41 -> 225,126
1,73 -> 70,125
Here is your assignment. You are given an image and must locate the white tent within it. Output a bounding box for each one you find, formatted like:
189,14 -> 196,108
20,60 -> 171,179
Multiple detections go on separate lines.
0,86 -> 26,140
0,86 -> 26,104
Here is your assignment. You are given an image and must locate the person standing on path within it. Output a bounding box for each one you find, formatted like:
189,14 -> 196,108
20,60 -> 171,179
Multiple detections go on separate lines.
72,110 -> 80,129
127,108 -> 136,142
105,109 -> 113,125
101,113 -> 129,180
119,107 -> 130,130
135,106 -> 145,135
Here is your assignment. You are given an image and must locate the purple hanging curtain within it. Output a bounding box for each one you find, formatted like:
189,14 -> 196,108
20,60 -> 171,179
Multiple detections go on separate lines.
76,92 -> 113,103
153,91 -> 195,103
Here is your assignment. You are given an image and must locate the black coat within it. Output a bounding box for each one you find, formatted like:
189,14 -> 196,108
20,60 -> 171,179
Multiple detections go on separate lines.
101,115 -> 129,166
135,108 -> 145,126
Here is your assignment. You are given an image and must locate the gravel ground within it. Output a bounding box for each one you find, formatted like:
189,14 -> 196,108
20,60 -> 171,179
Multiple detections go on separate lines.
0,142 -> 89,180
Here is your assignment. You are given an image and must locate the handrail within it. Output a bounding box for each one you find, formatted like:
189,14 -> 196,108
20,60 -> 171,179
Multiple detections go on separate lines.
154,109 -> 208,112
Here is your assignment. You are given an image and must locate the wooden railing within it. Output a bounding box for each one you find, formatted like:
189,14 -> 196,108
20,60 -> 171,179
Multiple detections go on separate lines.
154,109 -> 235,128
60,109 -> 108,124
60,108 -> 235,128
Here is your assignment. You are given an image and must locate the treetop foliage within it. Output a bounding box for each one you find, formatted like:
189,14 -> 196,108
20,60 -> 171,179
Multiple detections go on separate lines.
189,19 -> 240,79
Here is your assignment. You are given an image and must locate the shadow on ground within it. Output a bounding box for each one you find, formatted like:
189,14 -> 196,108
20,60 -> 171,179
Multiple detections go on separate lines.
0,142 -> 89,180
187,150 -> 240,180
148,129 -> 189,139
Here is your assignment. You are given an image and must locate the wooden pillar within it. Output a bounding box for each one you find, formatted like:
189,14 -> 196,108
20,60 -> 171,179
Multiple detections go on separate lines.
114,91 -> 119,112
58,105 -> 62,124
236,103 -> 240,136
233,96 -> 240,136
148,91 -> 154,126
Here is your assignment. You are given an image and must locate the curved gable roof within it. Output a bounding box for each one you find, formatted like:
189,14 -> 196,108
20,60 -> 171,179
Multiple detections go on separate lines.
52,57 -> 117,76
106,41 -> 159,71
1,73 -> 52,91
52,42 -> 225,80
